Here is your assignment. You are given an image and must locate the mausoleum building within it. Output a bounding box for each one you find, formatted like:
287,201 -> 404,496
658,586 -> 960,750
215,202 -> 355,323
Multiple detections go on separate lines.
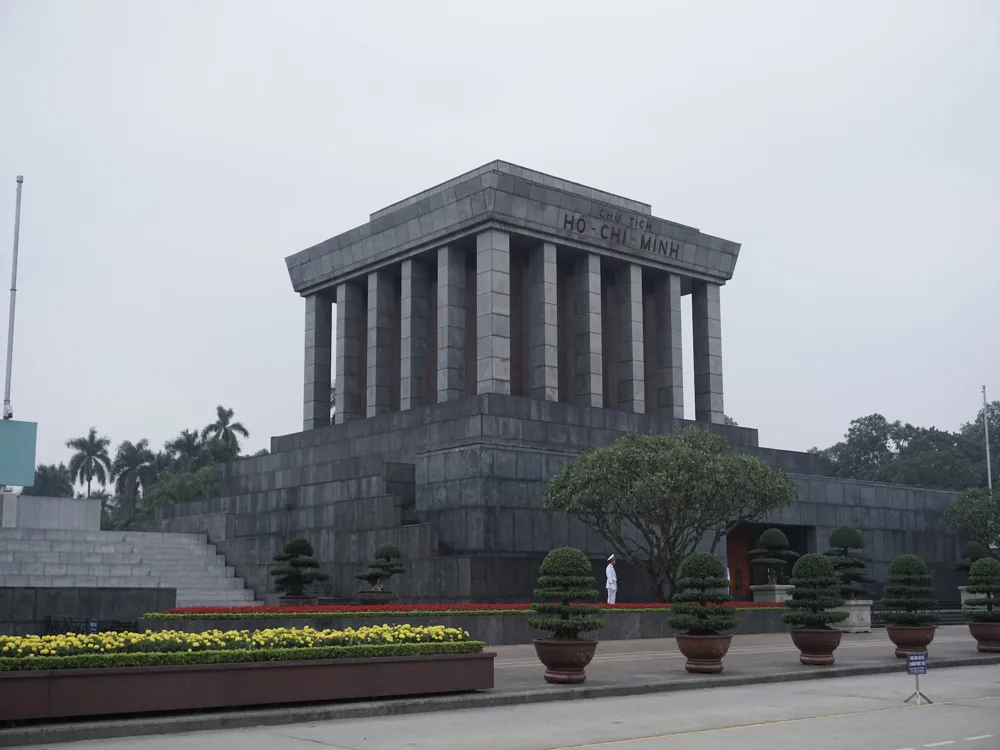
150,162 -> 964,603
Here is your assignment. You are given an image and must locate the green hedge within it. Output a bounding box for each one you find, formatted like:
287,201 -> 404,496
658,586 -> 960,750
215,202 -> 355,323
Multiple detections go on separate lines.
145,606 -> 784,621
0,641 -> 485,672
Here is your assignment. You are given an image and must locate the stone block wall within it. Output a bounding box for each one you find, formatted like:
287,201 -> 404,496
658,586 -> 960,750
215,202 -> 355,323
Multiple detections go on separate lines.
150,395 -> 963,603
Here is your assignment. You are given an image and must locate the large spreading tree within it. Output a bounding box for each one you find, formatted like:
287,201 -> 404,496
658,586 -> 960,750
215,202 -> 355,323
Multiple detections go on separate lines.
944,487 -> 1000,561
542,428 -> 797,599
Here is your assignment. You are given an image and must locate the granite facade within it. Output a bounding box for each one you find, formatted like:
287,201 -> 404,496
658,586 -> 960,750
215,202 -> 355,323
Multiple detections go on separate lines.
151,395 -> 963,602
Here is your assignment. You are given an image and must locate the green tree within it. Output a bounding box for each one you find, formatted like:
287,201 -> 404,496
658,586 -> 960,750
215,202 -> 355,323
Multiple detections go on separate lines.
881,554 -> 941,627
781,553 -> 847,629
111,439 -> 155,519
750,528 -> 799,585
527,547 -> 604,641
355,544 -> 407,592
667,553 -> 740,635
165,429 -> 208,469
66,428 -> 112,497
271,538 -> 328,597
20,463 -> 74,498
131,466 -> 217,525
943,488 -> 1000,559
823,526 -> 876,600
964,557 -> 1000,622
542,428 -> 797,599
201,405 -> 249,458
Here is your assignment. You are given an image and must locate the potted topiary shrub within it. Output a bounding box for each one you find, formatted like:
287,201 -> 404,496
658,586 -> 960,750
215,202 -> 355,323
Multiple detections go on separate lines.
881,553 -> 941,658
781,553 -> 848,664
668,552 -> 740,674
528,547 -> 605,684
964,557 -> 1000,652
956,541 -> 994,611
355,544 -> 406,605
271,537 -> 328,605
824,526 -> 875,633
749,528 -> 799,603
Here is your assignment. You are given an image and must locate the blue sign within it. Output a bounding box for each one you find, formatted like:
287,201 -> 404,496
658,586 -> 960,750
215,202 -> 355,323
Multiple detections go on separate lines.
907,652 -> 927,675
89,620 -> 98,634
0,419 -> 37,487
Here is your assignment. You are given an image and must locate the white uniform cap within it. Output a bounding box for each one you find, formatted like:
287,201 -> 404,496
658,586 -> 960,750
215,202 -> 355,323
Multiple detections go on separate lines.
607,554 -> 615,561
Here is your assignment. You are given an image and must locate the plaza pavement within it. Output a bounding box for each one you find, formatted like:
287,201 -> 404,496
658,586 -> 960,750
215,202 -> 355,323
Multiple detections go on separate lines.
1,625 -> 997,747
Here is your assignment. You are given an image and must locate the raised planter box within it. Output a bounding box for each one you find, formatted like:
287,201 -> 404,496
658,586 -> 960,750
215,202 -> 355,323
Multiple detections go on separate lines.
0,652 -> 495,722
142,610 -> 786,645
833,600 -> 873,634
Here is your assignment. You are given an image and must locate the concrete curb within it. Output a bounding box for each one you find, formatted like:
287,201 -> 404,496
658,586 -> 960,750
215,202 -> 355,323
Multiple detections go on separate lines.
2,654 -> 998,747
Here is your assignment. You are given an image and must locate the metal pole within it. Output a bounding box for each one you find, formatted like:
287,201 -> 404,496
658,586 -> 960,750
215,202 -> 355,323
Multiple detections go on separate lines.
985,385 -> 993,491
3,176 -> 23,420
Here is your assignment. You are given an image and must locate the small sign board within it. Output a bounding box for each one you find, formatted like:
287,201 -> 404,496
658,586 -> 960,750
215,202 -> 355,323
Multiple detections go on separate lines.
89,620 -> 99,635
907,652 -> 927,675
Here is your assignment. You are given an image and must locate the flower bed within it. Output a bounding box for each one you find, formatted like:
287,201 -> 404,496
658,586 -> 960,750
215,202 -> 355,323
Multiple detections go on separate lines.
149,601 -> 783,620
0,624 -> 494,722
0,625 -> 476,670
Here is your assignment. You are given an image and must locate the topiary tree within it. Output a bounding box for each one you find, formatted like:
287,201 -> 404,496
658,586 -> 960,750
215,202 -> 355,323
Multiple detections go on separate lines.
781,553 -> 847,629
271,538 -> 328,596
954,541 -> 994,581
823,526 -> 875,600
668,553 -> 740,635
881,554 -> 941,627
965,557 -> 1000,623
355,544 -> 407,592
528,547 -> 605,641
750,528 -> 799,585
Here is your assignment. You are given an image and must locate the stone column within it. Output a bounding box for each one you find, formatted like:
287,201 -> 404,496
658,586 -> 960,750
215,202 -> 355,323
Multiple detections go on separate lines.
303,292 -> 333,430
653,273 -> 684,419
692,281 -> 724,424
476,229 -> 512,395
616,263 -> 645,413
366,270 -> 395,417
437,246 -> 466,402
571,252 -> 603,407
400,259 -> 431,410
333,282 -> 365,424
526,242 -> 559,401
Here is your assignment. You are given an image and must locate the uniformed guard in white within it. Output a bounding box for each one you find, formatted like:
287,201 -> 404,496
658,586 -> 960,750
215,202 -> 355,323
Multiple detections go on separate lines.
605,554 -> 618,605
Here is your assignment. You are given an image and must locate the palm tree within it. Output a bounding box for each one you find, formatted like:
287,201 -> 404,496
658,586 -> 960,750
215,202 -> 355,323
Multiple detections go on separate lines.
143,450 -> 174,489
66,428 -> 112,498
111,439 -> 154,519
165,429 -> 207,469
21,463 -> 74,498
201,405 -> 249,457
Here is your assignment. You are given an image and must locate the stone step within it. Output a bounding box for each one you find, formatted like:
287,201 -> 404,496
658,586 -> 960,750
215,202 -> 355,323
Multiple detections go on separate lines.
0,562 -> 236,578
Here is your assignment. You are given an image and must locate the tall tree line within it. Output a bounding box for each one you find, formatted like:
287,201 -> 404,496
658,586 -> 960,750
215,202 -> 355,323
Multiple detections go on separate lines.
810,401 -> 999,491
10,405 -> 264,529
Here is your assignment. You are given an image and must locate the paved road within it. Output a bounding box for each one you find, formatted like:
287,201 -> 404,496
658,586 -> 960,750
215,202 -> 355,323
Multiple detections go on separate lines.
490,625 -> 989,694
61,664 -> 999,749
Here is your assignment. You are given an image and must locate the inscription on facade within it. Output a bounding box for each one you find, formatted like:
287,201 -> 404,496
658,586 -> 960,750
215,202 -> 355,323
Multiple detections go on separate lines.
562,211 -> 681,259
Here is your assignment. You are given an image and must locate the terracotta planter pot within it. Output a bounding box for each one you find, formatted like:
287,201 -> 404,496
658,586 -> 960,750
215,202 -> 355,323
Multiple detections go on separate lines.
885,624 -> 936,658
674,633 -> 733,674
532,639 -> 598,684
357,590 -> 393,605
789,627 -> 843,665
969,621 -> 1000,653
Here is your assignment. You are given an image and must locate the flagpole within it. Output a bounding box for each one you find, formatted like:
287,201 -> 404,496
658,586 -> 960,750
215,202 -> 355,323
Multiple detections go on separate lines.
985,385 -> 993,491
3,176 -> 23,420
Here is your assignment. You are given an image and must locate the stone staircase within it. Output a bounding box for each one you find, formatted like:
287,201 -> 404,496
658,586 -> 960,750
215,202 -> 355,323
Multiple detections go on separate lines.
0,528 -> 259,607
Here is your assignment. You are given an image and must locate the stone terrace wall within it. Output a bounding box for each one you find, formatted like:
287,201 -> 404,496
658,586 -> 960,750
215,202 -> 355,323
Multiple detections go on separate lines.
150,395 -> 963,602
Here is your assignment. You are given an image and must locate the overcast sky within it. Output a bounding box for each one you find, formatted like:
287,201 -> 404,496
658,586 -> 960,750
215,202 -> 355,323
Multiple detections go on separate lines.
1,1 -> 997,473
